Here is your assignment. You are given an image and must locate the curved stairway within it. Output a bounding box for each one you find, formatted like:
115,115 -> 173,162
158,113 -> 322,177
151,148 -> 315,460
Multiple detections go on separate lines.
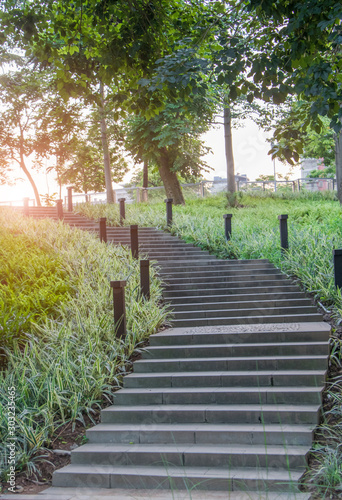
7,207 -> 329,498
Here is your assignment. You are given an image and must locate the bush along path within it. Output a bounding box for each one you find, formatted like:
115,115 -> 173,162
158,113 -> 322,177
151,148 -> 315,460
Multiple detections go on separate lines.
5,205 -> 330,499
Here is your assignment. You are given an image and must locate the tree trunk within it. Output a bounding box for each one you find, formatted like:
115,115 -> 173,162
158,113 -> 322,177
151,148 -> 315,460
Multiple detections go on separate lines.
158,148 -> 185,205
19,149 -> 41,206
335,129 -> 342,204
99,81 -> 115,204
143,160 -> 148,188
224,106 -> 236,193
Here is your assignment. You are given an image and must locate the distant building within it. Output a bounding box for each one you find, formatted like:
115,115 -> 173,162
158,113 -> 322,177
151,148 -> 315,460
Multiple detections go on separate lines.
301,158 -> 319,179
213,174 -> 249,183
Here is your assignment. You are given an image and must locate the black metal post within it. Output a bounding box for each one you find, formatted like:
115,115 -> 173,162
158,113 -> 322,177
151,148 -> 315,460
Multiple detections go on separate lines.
165,198 -> 173,228
140,259 -> 150,300
130,224 -> 139,259
56,199 -> 64,220
223,214 -> 233,240
119,198 -> 126,225
23,197 -> 29,216
99,217 -> 107,243
67,187 -> 73,212
110,280 -> 127,338
333,250 -> 342,288
278,214 -> 289,251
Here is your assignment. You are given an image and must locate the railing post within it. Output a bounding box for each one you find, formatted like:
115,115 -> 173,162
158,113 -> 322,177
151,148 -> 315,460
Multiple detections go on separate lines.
165,198 -> 173,228
333,250 -> 342,288
110,281 -> 127,339
223,214 -> 233,241
278,214 -> 289,251
140,259 -> 150,300
136,188 -> 141,203
67,186 -> 73,212
119,198 -> 126,225
200,181 -> 204,198
99,217 -> 107,243
56,199 -> 64,220
113,190 -> 117,204
297,179 -> 301,191
23,197 -> 29,216
130,224 -> 139,259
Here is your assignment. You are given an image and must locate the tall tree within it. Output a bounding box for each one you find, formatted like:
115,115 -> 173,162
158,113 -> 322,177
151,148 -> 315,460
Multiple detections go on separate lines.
0,67 -> 49,206
125,97 -> 213,204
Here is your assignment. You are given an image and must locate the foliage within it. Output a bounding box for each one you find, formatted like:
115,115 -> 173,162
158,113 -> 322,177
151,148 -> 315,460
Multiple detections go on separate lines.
0,66 -> 48,205
0,209 -> 167,483
0,221 -> 70,350
125,97 -> 213,180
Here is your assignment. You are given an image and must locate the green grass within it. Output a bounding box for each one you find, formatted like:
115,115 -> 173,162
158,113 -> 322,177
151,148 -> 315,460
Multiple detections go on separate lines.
0,208 -> 168,484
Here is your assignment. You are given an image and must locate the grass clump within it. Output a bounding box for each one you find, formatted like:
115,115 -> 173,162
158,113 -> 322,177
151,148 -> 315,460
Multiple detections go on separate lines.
0,227 -> 70,350
0,208 -> 168,485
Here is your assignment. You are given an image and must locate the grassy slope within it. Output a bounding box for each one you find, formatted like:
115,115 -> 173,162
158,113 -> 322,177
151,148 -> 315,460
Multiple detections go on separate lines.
0,208 -> 168,484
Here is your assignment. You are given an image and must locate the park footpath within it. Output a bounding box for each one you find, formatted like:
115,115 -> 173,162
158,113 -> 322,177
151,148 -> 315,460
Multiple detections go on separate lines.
1,204 -> 330,500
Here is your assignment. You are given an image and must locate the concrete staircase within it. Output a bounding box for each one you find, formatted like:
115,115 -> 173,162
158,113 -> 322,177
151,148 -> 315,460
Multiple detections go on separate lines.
9,208 -> 329,497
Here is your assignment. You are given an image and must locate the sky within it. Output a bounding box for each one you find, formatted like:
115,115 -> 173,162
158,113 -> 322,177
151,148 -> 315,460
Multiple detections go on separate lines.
0,119 -> 301,205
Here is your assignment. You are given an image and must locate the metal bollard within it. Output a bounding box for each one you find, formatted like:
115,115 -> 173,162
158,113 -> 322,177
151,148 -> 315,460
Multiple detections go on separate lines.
333,250 -> 342,289
110,280 -> 127,338
56,199 -> 64,220
278,214 -> 289,251
67,187 -> 73,212
119,198 -> 125,225
223,214 -> 233,240
99,217 -> 107,243
130,224 -> 139,259
140,260 -> 150,300
165,198 -> 173,228
23,197 -> 29,216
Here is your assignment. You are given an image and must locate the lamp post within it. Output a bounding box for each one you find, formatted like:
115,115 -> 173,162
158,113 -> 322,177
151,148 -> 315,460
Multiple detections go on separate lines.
272,142 -> 277,192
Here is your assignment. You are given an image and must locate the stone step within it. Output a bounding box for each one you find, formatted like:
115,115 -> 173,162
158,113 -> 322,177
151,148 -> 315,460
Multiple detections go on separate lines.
143,250 -> 213,258
101,403 -> 321,425
0,488 -> 312,499
123,370 -> 326,389
86,422 -> 315,446
151,255 -> 219,262
170,298 -> 313,312
52,463 -> 305,492
113,386 -> 322,405
142,341 -> 329,359
158,259 -> 271,268
163,285 -> 301,297
171,306 -> 318,320
165,278 -> 292,291
149,324 -> 330,346
134,355 -> 329,373
165,274 -> 287,285
161,268 -> 281,278
160,260 -> 274,270
70,442 -> 308,470
169,313 -> 323,327
163,291 -> 309,304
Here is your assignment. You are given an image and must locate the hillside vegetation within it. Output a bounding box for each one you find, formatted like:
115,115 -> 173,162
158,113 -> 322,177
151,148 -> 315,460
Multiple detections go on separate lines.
0,208 -> 167,483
